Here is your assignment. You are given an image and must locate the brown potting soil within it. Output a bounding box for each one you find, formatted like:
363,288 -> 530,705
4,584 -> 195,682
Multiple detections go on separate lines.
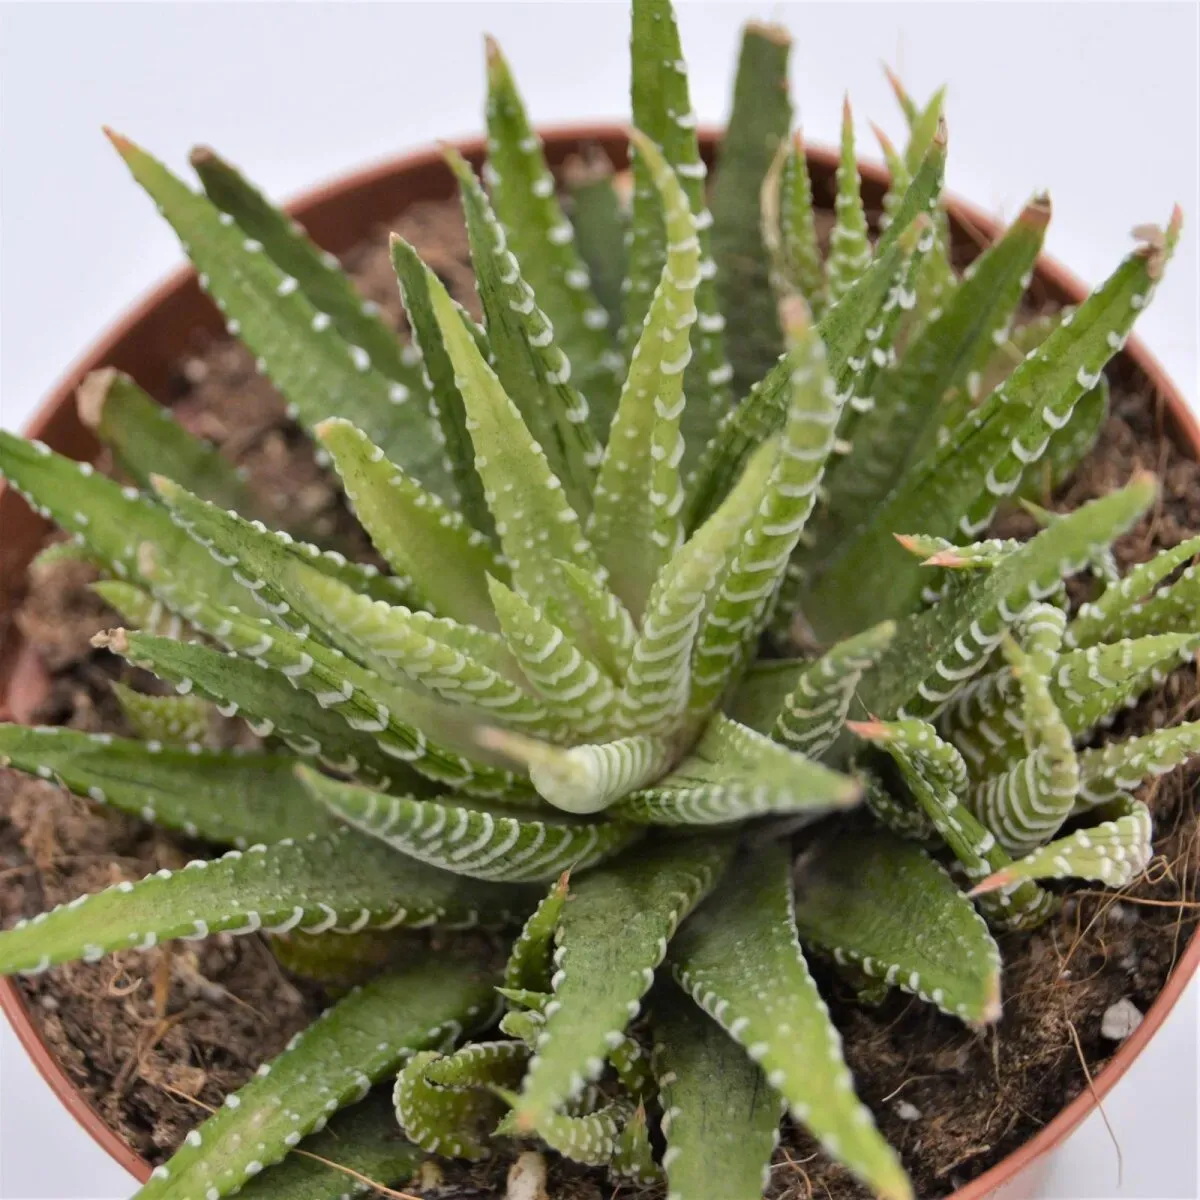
1,192 -> 1197,1200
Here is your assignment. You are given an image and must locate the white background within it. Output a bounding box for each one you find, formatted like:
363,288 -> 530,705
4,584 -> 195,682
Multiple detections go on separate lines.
0,2 -> 1197,1197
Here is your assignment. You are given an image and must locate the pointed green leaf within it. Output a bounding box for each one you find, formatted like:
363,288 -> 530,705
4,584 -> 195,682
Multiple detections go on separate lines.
683,344 -> 799,533
0,432 -> 242,606
990,818 -> 1116,903
564,148 -> 626,327
423,254 -> 617,651
446,147 -> 600,516
772,621 -> 896,757
945,632 -> 1200,777
969,638 -> 1079,855
394,1041 -> 528,1160
860,475 -> 1159,722
190,144 -> 429,404
794,829 -> 1002,1024
505,873 -> 570,993
77,368 -> 260,519
315,417 -> 502,630
1068,536 -> 1200,649
650,983 -> 783,1200
807,212 -> 1181,639
621,440 -> 777,736
111,628 -> 431,795
589,130 -> 699,618
710,21 -> 793,389
298,768 -> 641,883
849,719 -> 1056,931
1075,721 -> 1200,811
234,1092 -> 421,1200
775,131 -> 828,315
1014,376 -> 1109,504
670,845 -> 912,1200
616,714 -> 858,826
484,39 -> 621,430
689,302 -> 841,720
973,793 -> 1153,896
629,0 -> 732,445
515,837 -> 730,1123
285,570 -> 559,740
108,132 -> 454,500
132,960 -> 496,1200
487,575 -> 618,738
122,560 -> 523,798
0,723 -> 335,848
0,829 -> 531,977
554,557 -> 637,681
817,196 -> 1050,554
111,681 -> 212,747
826,98 -> 873,302
388,235 -> 493,534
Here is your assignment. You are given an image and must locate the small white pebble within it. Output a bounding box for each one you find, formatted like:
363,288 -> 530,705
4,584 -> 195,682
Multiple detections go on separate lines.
1101,997 -> 1143,1042
506,1150 -> 550,1200
895,1100 -> 923,1122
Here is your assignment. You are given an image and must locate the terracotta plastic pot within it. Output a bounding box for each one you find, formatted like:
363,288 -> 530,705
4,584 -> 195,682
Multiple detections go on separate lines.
1,126 -> 1197,1199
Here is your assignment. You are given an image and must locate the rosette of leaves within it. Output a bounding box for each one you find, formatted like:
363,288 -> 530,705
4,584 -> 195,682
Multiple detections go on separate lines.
0,2 -> 1191,1197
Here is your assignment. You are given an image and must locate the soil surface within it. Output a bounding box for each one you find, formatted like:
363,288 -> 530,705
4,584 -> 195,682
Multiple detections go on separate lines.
1,185 -> 1198,1200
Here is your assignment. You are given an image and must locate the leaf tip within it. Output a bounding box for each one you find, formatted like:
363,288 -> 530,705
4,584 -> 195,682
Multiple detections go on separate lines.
979,972 -> 1004,1025
923,549 -> 967,568
778,293 -> 813,340
745,18 -> 791,46
1133,210 -> 1183,280
484,32 -> 508,78
968,869 -> 1013,898
870,121 -> 897,159
92,627 -> 130,655
1020,192 -> 1053,230
845,718 -> 888,742
102,126 -> 135,157
147,474 -> 179,503
75,368 -> 118,431
882,63 -> 909,106
187,144 -> 218,169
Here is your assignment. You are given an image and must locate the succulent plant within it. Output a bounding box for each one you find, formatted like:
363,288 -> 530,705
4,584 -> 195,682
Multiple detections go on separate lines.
0,2 -> 1191,1198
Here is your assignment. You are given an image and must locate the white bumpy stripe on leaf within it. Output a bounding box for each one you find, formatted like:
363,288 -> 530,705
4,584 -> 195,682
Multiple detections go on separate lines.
298,767 -> 641,883
848,719 -> 1056,931
689,299 -> 843,722
968,639 -> 1079,855
772,620 -> 896,757
589,130 -> 700,619
971,794 -> 1153,895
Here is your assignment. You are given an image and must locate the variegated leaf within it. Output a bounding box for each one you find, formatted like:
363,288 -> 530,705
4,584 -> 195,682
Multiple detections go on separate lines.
0,829 -> 532,977
514,837 -> 730,1124
670,844 -> 912,1200
298,768 -> 641,883
132,960 -> 496,1200
793,829 -> 1002,1024
0,723 -> 335,848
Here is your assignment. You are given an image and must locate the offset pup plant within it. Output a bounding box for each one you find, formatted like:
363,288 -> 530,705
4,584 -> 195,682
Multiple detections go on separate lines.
0,1 -> 1193,1196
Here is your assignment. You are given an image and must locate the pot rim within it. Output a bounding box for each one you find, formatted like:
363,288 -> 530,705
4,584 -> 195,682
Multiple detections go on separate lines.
0,123 -> 1196,1198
